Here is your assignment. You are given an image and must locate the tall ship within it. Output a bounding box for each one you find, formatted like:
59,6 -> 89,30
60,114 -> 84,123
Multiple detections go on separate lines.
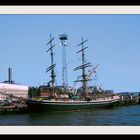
27,34 -> 120,112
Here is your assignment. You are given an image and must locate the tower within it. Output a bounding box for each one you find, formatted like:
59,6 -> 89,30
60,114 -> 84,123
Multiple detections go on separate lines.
4,67 -> 14,84
8,67 -> 12,84
59,34 -> 68,90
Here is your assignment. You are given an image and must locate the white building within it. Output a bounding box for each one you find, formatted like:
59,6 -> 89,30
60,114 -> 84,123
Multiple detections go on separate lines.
0,83 -> 28,100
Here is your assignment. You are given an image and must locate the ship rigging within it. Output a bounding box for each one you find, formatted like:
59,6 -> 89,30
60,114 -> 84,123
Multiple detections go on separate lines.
27,34 -> 120,112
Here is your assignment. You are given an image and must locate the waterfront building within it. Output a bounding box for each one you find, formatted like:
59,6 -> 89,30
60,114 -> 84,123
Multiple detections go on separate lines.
0,83 -> 28,100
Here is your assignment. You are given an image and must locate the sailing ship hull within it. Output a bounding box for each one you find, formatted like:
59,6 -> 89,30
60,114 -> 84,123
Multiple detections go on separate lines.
27,99 -> 119,112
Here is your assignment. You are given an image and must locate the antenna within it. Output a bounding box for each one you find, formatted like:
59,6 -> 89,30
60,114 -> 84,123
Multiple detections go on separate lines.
46,34 -> 56,96
59,34 -> 68,92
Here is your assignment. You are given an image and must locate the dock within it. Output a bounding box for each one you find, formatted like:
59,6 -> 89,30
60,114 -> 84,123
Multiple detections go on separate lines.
116,93 -> 140,106
0,104 -> 28,114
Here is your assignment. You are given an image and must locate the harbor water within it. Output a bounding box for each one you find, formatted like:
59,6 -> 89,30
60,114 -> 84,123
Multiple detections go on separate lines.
0,105 -> 140,126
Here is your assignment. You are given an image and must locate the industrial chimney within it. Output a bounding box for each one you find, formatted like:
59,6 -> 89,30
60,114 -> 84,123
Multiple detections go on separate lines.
8,67 -> 12,84
4,67 -> 14,84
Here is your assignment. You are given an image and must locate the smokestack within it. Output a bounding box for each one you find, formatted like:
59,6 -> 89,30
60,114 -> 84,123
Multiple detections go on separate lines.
8,67 -> 12,84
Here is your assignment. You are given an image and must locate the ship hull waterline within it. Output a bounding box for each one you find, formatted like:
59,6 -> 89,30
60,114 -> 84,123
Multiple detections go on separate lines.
27,99 -> 120,112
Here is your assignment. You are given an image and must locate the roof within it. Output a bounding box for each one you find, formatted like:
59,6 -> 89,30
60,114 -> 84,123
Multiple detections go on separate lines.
0,83 -> 28,90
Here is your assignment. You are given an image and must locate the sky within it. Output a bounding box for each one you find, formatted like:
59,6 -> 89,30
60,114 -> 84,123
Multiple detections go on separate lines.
0,14 -> 140,93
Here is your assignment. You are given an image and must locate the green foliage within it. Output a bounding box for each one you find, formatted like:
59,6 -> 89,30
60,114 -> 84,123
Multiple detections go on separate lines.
28,86 -> 40,98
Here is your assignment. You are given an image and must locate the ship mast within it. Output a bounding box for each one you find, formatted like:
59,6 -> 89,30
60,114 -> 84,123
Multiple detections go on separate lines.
46,34 -> 56,97
74,37 -> 92,98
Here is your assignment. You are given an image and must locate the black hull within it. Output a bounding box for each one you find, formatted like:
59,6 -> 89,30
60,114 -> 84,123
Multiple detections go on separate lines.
27,99 -> 119,112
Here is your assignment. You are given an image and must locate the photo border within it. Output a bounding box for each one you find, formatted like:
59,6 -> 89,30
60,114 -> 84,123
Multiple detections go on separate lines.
0,6 -> 140,135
